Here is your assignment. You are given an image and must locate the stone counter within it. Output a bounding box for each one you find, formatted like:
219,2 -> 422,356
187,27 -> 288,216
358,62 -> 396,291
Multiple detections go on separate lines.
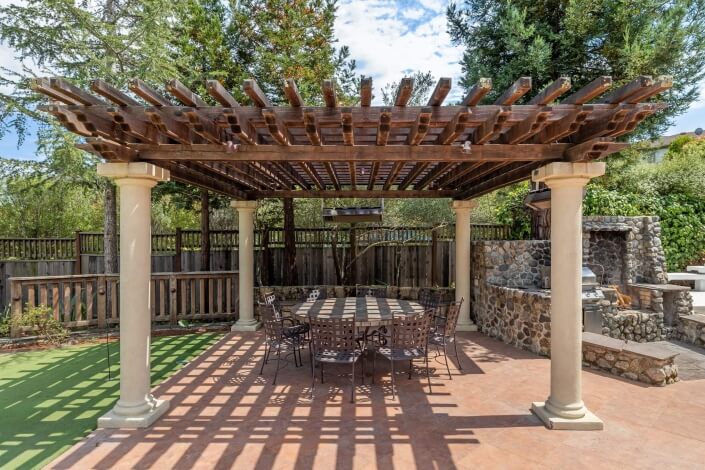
475,285 -> 552,356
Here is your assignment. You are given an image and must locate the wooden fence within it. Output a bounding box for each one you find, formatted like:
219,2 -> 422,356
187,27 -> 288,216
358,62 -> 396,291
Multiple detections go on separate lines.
8,271 -> 238,336
0,224 -> 511,260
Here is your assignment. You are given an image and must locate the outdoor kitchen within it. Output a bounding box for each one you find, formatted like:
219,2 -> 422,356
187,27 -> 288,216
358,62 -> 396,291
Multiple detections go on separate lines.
470,216 -> 695,358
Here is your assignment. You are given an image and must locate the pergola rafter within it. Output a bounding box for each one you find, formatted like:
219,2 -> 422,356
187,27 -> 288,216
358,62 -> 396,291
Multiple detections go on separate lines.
33,74 -> 670,200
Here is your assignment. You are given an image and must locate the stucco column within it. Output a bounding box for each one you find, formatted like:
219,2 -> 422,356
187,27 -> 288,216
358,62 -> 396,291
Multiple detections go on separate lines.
231,200 -> 260,331
96,162 -> 170,428
531,162 -> 605,431
452,200 -> 477,331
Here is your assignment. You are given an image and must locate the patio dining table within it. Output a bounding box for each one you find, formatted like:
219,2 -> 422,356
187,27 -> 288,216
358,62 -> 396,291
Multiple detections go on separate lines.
292,297 -> 425,326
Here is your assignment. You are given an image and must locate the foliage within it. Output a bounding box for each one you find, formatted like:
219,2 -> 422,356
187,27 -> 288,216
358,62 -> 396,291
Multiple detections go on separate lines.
447,0 -> 705,137
494,182 -> 532,239
381,71 -> 436,106
11,305 -> 68,345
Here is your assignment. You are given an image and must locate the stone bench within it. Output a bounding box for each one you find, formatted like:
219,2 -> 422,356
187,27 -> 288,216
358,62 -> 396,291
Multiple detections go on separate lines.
668,272 -> 705,291
672,314 -> 705,347
582,332 -> 679,386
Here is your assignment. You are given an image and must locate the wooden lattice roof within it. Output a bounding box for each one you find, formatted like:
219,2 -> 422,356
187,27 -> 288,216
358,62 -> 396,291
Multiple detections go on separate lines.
33,75 -> 671,200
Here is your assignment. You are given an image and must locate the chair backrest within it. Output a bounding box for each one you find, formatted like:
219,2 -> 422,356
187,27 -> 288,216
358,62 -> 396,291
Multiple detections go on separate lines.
303,287 -> 326,302
418,289 -> 441,311
308,315 -> 358,354
391,309 -> 434,350
260,303 -> 284,342
356,285 -> 386,298
262,292 -> 283,320
442,298 -> 464,338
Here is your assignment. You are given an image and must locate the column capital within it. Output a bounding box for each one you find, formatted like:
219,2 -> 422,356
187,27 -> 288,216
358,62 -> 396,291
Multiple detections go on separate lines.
97,162 -> 170,186
531,162 -> 605,188
230,200 -> 258,211
451,200 -> 477,211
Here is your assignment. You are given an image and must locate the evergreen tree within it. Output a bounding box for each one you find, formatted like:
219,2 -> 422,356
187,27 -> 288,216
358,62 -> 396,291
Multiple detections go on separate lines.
447,0 -> 705,137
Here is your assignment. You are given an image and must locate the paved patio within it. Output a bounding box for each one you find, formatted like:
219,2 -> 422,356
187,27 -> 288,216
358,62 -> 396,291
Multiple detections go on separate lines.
47,332 -> 705,469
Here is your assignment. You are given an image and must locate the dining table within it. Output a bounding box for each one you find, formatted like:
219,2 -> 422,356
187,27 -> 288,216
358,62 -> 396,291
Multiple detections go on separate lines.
291,296 -> 425,326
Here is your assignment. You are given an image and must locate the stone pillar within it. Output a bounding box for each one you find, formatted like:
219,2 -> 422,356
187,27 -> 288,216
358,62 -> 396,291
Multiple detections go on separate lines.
452,200 -> 477,331
531,162 -> 605,431
96,162 -> 170,428
231,200 -> 261,331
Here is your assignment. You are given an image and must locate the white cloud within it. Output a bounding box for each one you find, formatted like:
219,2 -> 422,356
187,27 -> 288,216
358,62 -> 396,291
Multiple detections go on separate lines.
335,0 -> 464,104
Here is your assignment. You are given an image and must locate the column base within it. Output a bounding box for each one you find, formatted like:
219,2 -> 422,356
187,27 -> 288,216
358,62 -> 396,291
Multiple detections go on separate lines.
231,319 -> 262,331
98,398 -> 169,429
531,401 -> 603,431
455,322 -> 478,332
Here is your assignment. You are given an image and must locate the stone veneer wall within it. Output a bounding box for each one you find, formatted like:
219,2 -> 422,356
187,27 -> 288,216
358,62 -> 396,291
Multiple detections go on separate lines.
475,284 -> 552,356
598,288 -> 666,342
583,216 -> 667,285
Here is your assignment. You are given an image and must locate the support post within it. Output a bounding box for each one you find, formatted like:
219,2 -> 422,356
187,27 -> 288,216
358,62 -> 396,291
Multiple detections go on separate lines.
231,200 -> 260,331
451,200 -> 477,331
74,231 -> 82,275
530,162 -> 605,431
96,162 -> 170,429
431,228 -> 439,287
174,228 -> 182,272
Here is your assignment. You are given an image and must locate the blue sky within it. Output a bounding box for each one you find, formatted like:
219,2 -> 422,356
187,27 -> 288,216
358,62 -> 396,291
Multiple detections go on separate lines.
1,0 -> 703,160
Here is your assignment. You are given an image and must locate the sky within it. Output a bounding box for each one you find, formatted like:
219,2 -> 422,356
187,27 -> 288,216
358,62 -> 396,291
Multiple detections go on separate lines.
0,0 -> 704,160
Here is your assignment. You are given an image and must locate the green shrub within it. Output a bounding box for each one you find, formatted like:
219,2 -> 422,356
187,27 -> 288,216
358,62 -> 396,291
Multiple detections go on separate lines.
495,182 -> 532,239
11,305 -> 68,345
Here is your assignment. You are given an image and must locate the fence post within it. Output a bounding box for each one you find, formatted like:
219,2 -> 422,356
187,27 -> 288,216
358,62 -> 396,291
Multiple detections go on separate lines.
97,276 -> 107,328
74,231 -> 82,275
431,228 -> 438,287
10,280 -> 22,338
169,274 -> 178,325
174,228 -> 182,272
348,224 -> 357,285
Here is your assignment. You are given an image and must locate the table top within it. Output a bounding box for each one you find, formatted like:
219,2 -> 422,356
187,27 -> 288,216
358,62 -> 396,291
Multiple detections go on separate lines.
292,297 -> 425,327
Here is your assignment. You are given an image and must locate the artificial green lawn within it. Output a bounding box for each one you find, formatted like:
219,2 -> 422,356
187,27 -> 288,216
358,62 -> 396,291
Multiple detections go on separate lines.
0,332 -> 223,470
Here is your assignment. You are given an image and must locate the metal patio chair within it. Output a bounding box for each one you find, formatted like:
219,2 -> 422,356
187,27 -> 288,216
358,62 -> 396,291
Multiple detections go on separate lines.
428,298 -> 464,380
377,309 -> 434,397
356,285 -> 387,298
301,287 -> 327,303
259,304 -> 307,385
308,314 -> 364,403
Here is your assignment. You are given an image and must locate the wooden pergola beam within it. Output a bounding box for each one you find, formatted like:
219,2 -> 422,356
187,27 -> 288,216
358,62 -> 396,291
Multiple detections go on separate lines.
562,76 -> 612,105
407,107 -> 432,145
206,80 -> 239,107
597,76 -> 653,104
494,77 -> 531,105
528,77 -> 571,105
129,79 -> 172,107
376,108 -> 392,145
166,79 -> 208,107
360,77 -> 373,107
253,189 -> 457,198
461,78 -> 492,106
427,77 -> 452,106
283,78 -> 304,107
394,77 -> 414,106
243,79 -> 272,107
323,79 -> 337,108
91,80 -> 141,106
136,143 -> 570,162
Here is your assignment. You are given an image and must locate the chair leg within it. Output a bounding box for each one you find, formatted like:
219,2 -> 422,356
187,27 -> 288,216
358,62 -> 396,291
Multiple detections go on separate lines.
444,343 -> 452,380
361,354 -> 365,385
425,351 -> 432,394
310,358 -> 315,400
351,359 -> 356,403
273,345 -> 282,386
372,349 -> 376,385
408,360 -> 413,379
260,343 -> 269,375
390,359 -> 396,399
320,362 -> 324,384
453,338 -> 462,370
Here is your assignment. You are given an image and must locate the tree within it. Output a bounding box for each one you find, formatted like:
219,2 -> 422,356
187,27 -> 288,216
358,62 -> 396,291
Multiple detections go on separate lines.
447,0 -> 705,137
381,71 -> 436,106
0,0 -> 186,271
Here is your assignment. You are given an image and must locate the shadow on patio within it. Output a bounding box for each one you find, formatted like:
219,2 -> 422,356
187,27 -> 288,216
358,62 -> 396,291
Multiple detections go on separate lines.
47,333 -> 544,469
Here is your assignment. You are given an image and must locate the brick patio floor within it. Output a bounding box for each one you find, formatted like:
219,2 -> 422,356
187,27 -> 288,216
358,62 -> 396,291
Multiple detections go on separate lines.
47,332 -> 705,469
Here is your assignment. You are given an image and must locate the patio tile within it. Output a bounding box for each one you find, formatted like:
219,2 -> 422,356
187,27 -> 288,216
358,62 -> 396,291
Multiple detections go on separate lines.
46,332 -> 705,469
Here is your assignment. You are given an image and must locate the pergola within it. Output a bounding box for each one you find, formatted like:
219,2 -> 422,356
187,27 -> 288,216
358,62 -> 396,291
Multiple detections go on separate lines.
34,73 -> 669,431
